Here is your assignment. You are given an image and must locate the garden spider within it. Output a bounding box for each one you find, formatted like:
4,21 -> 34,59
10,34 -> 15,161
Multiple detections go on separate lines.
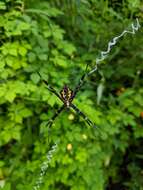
38,66 -> 97,129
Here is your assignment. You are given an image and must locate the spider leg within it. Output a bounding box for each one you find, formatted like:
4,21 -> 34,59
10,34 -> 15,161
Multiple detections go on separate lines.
47,104 -> 65,128
73,64 -> 89,98
70,103 -> 98,129
38,72 -> 63,102
46,104 -> 65,144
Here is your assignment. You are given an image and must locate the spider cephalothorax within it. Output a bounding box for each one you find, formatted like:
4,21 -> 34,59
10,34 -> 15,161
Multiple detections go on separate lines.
60,85 -> 74,107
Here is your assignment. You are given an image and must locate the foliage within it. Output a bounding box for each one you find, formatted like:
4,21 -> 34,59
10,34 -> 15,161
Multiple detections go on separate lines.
0,0 -> 143,190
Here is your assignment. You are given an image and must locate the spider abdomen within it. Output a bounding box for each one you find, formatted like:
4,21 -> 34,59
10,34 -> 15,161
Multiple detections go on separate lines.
60,85 -> 74,107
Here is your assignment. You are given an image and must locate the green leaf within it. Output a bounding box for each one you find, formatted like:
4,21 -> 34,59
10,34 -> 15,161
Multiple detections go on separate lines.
1,183 -> 11,190
128,106 -> 142,117
20,108 -> 32,118
0,2 -> 6,10
9,48 -> 18,56
28,52 -> 36,62
75,149 -> 87,163
5,91 -> 16,102
61,42 -> 76,55
30,73 -> 40,84
38,54 -> 48,61
0,61 -> 5,69
18,46 -> 27,56
52,26 -> 64,40
0,161 -> 4,167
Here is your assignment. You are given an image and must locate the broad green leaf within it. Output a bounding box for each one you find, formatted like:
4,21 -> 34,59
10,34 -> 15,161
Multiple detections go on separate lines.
0,2 -> 6,10
9,48 -> 18,56
5,91 -> 16,102
30,73 -> 40,84
28,52 -> 36,62
1,183 -> 11,190
38,54 -> 48,61
18,46 -> 27,56
0,161 -> 4,167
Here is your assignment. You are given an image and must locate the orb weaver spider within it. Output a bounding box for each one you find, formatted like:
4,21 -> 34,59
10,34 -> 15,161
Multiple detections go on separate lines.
38,65 -> 97,129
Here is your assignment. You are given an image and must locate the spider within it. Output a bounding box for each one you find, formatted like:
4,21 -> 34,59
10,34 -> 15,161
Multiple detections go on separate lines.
38,65 -> 97,129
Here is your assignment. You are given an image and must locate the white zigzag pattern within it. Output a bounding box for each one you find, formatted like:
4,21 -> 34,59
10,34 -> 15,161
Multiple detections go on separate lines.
33,142 -> 58,190
88,18 -> 141,75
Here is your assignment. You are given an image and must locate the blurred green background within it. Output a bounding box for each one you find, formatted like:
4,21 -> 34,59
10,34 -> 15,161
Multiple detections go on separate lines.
0,0 -> 143,190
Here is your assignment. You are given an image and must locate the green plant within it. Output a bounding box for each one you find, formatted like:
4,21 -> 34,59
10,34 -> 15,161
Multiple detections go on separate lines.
0,1 -> 143,190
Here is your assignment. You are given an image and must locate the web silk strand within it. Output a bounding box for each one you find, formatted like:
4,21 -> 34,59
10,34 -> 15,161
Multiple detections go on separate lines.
32,142 -> 58,190
88,18 -> 141,76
